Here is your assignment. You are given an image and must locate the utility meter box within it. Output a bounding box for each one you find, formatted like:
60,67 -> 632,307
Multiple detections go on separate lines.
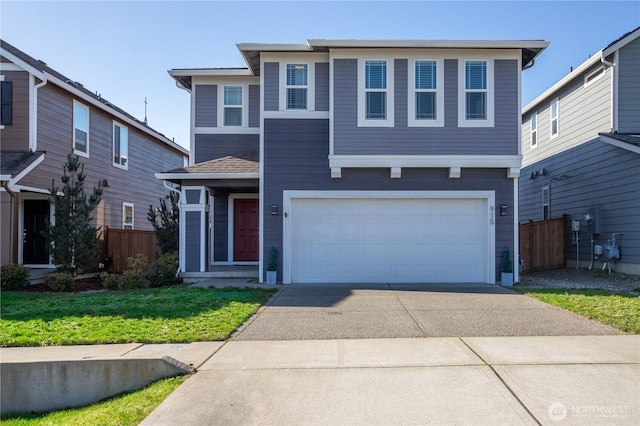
572,220 -> 580,231
587,207 -> 602,235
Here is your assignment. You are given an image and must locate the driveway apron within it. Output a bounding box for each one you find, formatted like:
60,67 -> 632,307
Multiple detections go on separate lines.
232,283 -> 618,340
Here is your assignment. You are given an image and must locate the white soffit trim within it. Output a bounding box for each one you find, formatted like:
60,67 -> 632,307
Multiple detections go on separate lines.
308,39 -> 548,50
0,48 -> 46,78
155,172 -> 260,180
169,68 -> 254,77
603,27 -> 640,57
328,155 -> 522,169
600,135 -> 640,155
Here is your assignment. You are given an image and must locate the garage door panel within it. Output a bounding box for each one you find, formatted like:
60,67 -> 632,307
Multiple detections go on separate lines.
289,197 -> 488,283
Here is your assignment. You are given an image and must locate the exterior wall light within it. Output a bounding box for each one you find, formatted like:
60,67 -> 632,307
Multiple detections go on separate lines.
271,204 -> 279,215
500,205 -> 508,216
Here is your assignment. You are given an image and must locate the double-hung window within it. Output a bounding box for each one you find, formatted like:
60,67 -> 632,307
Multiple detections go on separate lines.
408,59 -> 443,127
530,113 -> 537,148
123,202 -> 134,230
223,86 -> 243,126
113,122 -> 128,168
550,99 -> 559,138
542,186 -> 550,220
286,64 -> 308,110
0,79 -> 12,126
365,60 -> 387,120
458,59 -> 494,127
73,101 -> 89,156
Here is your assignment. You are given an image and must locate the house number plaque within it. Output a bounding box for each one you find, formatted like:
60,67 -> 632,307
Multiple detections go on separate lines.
489,206 -> 495,225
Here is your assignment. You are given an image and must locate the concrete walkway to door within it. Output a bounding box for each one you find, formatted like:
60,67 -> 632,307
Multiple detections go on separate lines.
232,283 -> 619,340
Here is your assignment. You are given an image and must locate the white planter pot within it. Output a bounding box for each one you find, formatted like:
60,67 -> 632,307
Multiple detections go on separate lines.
266,271 -> 277,285
501,272 -> 514,286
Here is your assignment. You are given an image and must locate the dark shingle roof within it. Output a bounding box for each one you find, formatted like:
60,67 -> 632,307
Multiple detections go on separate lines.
165,152 -> 259,175
0,150 -> 45,179
599,132 -> 640,148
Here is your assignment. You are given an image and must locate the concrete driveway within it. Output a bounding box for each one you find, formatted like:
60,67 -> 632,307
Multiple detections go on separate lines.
232,283 -> 619,340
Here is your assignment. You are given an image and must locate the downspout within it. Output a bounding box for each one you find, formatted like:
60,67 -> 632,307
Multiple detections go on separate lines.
1,181 -> 17,263
522,58 -> 535,71
30,74 -> 48,151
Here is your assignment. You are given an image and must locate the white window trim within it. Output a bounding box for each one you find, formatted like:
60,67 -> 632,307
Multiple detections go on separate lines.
0,75 -> 4,130
550,98 -> 559,139
123,202 -> 134,230
584,66 -> 605,87
458,59 -> 494,128
358,58 -> 394,127
216,82 -> 250,128
73,100 -> 90,158
278,60 -> 315,113
112,121 -> 128,170
530,113 -> 537,148
542,186 -> 550,220
408,58 -> 444,127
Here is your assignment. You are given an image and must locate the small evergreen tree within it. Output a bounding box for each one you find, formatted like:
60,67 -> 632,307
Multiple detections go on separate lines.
147,191 -> 179,255
45,153 -> 102,273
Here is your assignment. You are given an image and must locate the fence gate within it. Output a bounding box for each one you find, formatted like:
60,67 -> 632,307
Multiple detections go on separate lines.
519,215 -> 566,274
104,227 -> 158,272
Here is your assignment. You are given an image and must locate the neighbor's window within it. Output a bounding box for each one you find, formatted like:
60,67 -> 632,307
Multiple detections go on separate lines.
530,113 -> 537,148
286,64 -> 308,110
73,101 -> 89,156
223,86 -> 243,126
365,60 -> 387,120
542,186 -> 550,220
123,202 -> 134,230
550,99 -> 559,138
465,61 -> 487,120
415,60 -> 437,120
0,79 -> 12,126
113,122 -> 128,168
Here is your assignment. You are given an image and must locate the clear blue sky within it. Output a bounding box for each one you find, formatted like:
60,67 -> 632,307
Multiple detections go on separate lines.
2,1 -> 639,150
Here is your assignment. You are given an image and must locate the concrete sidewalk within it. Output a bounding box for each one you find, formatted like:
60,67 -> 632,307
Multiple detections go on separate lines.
141,335 -> 640,426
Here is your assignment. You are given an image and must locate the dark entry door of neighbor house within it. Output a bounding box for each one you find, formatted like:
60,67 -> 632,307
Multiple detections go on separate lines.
233,198 -> 259,261
23,199 -> 50,264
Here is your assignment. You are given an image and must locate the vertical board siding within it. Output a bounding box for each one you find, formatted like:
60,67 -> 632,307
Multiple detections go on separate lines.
106,228 -> 158,273
521,64 -> 612,167
617,38 -> 640,133
1,70 -> 29,149
519,139 -> 640,266
18,84 -> 184,232
263,118 -> 515,282
194,85 -> 217,127
263,62 -> 279,111
249,85 -> 260,127
185,211 -> 201,272
332,58 -> 519,155
315,62 -> 330,112
213,192 -> 229,262
194,134 -> 259,163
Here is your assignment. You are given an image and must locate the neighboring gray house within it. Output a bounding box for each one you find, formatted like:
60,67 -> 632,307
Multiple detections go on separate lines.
0,40 -> 189,268
161,38 -> 549,284
520,27 -> 640,275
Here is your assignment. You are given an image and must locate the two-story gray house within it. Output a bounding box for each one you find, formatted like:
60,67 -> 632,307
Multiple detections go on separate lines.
520,27 -> 639,275
0,40 -> 189,268
161,38 -> 548,284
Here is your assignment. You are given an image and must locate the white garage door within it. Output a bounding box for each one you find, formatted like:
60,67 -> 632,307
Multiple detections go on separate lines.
288,196 -> 490,283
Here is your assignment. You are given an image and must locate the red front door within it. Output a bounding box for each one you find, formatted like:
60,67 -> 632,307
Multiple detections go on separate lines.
233,198 -> 259,261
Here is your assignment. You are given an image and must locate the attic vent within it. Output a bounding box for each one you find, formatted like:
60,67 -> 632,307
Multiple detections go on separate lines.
584,66 -> 605,87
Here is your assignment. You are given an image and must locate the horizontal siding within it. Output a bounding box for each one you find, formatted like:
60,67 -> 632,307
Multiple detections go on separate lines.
1,70 -> 30,149
194,85 -> 217,127
213,193 -> 228,262
519,138 -> 640,265
264,118 -> 515,282
617,37 -> 640,133
522,63 -> 612,167
263,62 -> 279,111
315,62 -> 330,112
185,211 -> 201,272
333,59 -> 519,155
19,84 -> 184,232
194,134 -> 259,163
249,85 -> 260,127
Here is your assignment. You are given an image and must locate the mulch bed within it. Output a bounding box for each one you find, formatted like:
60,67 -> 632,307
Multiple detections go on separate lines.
21,277 -> 105,293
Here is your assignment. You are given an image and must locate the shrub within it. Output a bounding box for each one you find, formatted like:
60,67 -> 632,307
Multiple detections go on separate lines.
1,264 -> 31,290
145,252 -> 179,287
102,255 -> 149,290
101,272 -> 123,290
46,272 -> 74,292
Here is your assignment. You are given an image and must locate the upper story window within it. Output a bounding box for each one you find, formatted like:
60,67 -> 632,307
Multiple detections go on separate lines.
458,59 -> 494,127
357,58 -> 394,127
73,101 -> 89,157
408,59 -> 444,127
530,113 -> 537,148
550,99 -> 559,138
0,78 -> 12,126
113,122 -> 128,169
286,64 -> 308,110
223,86 -> 243,126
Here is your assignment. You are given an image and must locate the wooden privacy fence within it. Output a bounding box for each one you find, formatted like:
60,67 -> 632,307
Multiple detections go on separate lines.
104,227 -> 158,272
519,215 -> 566,274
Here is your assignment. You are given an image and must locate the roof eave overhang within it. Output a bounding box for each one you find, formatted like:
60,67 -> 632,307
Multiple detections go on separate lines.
155,172 -> 260,181
599,134 -> 640,155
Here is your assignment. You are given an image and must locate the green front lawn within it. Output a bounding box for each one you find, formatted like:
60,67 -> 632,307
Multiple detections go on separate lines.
515,288 -> 640,333
1,286 -> 277,346
1,376 -> 186,425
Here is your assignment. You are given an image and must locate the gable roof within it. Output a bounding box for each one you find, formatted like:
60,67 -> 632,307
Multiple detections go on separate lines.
0,150 -> 45,183
599,133 -> 640,155
523,26 -> 640,116
1,39 -> 188,156
156,151 -> 259,181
